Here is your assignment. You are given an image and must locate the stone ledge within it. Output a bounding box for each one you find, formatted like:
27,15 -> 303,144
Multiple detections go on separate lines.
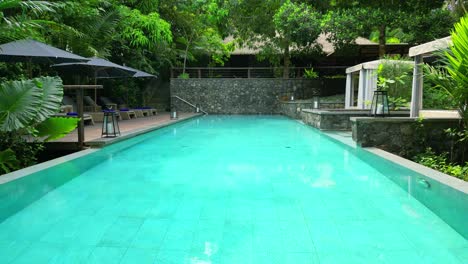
0,149 -> 99,185
350,116 -> 460,123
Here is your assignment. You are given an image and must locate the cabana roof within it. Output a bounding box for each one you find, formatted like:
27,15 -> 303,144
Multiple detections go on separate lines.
225,34 -> 396,56
345,59 -> 413,74
409,36 -> 452,57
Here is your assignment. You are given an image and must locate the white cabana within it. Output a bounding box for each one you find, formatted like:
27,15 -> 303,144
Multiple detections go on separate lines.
344,59 -> 413,109
409,36 -> 452,117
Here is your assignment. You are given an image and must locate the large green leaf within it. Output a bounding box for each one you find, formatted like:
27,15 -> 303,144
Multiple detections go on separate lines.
35,117 -> 79,141
0,79 -> 42,132
33,76 -> 64,123
0,76 -> 64,132
0,148 -> 20,174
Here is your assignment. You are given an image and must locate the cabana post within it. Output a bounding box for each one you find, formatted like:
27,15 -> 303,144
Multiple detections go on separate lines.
408,36 -> 452,118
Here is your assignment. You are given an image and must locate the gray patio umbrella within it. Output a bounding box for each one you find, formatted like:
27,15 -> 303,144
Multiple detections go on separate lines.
96,65 -> 157,79
51,57 -> 138,111
51,57 -> 137,78
0,39 -> 89,63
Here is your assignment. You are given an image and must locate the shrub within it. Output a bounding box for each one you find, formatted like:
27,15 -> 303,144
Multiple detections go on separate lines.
303,68 -> 319,79
414,148 -> 468,181
178,73 -> 190,79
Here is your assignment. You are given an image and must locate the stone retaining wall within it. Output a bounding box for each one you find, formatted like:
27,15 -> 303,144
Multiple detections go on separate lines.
279,100 -> 316,119
302,110 -> 410,130
170,78 -> 320,114
351,117 -> 460,154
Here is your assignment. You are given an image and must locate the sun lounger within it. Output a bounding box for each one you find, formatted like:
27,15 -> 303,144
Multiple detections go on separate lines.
99,96 -> 118,110
83,96 -> 102,112
119,108 -> 137,120
61,96 -> 95,125
132,109 -> 145,118
132,107 -> 157,116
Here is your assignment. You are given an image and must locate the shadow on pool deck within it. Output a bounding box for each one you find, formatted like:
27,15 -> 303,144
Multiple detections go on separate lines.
50,112 -> 202,147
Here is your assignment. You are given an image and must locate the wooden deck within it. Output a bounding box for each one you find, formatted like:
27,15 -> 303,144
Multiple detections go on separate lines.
49,112 -> 201,148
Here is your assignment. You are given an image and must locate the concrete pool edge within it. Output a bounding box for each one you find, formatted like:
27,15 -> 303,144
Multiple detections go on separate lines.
0,148 -> 99,185
364,147 -> 468,194
320,129 -> 468,195
0,114 -> 204,185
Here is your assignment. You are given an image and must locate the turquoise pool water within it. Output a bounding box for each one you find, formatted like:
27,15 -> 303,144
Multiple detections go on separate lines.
0,115 -> 467,264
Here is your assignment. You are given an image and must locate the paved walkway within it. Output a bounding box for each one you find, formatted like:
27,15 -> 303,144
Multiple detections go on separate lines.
52,112 -> 200,145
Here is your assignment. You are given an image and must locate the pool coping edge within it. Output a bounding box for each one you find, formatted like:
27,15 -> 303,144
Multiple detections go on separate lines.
318,129 -> 468,195
364,147 -> 468,194
0,148 -> 99,185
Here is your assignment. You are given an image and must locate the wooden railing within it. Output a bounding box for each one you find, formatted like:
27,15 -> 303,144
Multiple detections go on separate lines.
171,66 -> 347,79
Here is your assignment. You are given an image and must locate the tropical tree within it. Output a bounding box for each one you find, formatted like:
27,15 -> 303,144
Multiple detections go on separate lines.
228,0 -> 323,77
425,14 -> 468,128
0,0 -> 58,43
273,1 -> 322,77
324,0 -> 451,56
159,0 -> 231,75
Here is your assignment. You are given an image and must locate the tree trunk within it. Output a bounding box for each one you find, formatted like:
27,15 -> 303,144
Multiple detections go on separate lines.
182,41 -> 190,74
182,32 -> 194,75
379,25 -> 386,57
283,43 -> 290,79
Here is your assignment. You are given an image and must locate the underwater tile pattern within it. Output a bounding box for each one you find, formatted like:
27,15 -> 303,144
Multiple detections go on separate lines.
0,115 -> 467,263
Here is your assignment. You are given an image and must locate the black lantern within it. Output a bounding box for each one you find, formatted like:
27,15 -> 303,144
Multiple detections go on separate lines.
312,95 -> 320,109
370,90 -> 390,117
171,106 -> 178,119
102,110 -> 120,137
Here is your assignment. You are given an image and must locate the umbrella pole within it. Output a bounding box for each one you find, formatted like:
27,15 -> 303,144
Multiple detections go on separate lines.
94,73 -> 98,112
77,87 -> 85,149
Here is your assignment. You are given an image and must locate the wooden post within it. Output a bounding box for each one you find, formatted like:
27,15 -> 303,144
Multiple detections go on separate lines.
198,69 -> 201,79
410,55 -> 423,118
248,68 -> 251,78
76,87 -> 85,148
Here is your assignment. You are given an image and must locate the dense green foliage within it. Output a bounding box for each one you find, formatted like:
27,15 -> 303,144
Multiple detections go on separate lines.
414,14 -> 468,181
415,147 -> 468,181
324,0 -> 453,56
0,0 -> 458,78
425,14 -> 468,129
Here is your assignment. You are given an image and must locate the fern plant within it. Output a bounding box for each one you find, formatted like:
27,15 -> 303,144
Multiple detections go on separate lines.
425,15 -> 468,129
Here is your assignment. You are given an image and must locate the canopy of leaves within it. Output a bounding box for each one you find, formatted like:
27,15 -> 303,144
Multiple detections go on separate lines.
0,0 -> 57,42
273,1 -> 322,47
324,0 -> 451,54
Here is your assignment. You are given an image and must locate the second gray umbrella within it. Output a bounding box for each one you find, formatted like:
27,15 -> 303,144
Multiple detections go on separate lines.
96,65 -> 157,79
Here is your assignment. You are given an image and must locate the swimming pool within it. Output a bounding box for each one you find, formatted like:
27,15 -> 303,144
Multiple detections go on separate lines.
0,115 -> 467,263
